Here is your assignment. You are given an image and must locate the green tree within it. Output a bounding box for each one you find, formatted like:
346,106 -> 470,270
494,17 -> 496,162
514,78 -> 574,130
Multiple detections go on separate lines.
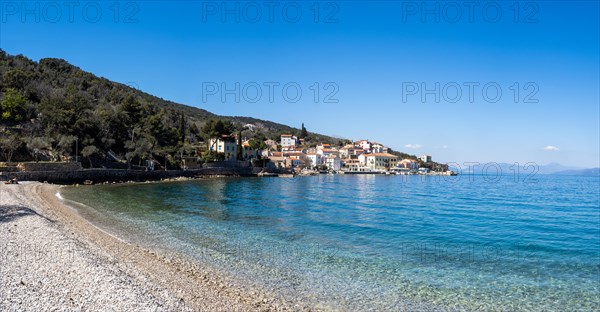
26,137 -> 52,162
0,132 -> 21,162
57,135 -> 77,160
118,94 -> 144,141
2,68 -> 33,89
38,88 -> 94,136
178,112 -> 186,144
340,139 -> 352,146
248,138 -> 267,150
81,145 -> 99,168
299,154 -> 312,168
1,88 -> 27,122
125,132 -> 153,168
189,122 -> 200,137
299,123 -> 308,138
201,119 -> 234,154
201,151 -> 225,162
236,130 -> 243,161
177,142 -> 195,170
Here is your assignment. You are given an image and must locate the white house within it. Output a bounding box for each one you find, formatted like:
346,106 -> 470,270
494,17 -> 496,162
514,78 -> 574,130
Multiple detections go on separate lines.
317,145 -> 339,158
419,154 -> 432,163
339,145 -> 355,158
371,142 -> 388,153
280,134 -> 298,148
342,159 -> 371,172
209,137 -> 238,160
358,153 -> 368,166
325,155 -> 342,171
354,149 -> 365,157
355,140 -> 371,151
306,152 -> 322,168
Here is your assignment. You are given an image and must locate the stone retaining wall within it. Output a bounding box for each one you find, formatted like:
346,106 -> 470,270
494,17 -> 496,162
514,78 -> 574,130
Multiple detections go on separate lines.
203,160 -> 250,168
16,162 -> 83,172
0,166 -> 18,172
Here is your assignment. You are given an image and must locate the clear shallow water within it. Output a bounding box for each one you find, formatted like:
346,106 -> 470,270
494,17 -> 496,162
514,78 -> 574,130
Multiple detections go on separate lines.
61,174 -> 600,311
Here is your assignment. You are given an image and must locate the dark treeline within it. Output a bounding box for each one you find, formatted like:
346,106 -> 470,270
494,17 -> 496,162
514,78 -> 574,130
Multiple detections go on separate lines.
0,50 -> 340,168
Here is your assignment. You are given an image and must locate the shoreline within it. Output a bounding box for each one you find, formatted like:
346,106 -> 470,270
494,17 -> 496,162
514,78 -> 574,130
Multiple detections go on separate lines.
0,182 -> 299,311
0,168 -> 265,185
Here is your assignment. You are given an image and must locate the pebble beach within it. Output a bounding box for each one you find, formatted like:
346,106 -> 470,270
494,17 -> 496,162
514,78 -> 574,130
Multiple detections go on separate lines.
0,182 -> 290,311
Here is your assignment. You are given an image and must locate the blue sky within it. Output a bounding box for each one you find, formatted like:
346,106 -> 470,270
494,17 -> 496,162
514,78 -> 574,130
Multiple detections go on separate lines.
1,1 -> 598,167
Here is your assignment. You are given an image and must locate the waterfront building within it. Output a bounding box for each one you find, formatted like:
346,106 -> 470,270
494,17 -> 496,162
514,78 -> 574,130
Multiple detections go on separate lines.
365,153 -> 399,171
325,155 -> 342,171
209,136 -> 238,160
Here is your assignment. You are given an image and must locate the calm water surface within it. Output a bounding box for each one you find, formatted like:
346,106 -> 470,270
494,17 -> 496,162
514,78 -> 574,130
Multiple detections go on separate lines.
61,174 -> 600,311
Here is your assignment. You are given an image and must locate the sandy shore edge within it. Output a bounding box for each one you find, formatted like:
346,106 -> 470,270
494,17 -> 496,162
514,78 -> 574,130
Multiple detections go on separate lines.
0,182 -> 301,311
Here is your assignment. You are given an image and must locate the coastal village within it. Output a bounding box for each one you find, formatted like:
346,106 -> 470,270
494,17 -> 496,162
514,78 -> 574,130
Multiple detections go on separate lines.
1,118 -> 455,184
208,131 -> 454,175
0,52 -> 456,181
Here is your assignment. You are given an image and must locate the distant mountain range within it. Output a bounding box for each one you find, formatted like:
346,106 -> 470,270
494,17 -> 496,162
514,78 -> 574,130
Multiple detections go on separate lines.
550,168 -> 600,176
529,163 -> 599,176
452,162 -> 599,176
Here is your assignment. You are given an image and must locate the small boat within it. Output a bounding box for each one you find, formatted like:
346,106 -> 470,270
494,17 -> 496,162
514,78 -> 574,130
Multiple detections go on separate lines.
4,178 -> 18,185
257,171 -> 278,177
83,180 -> 94,185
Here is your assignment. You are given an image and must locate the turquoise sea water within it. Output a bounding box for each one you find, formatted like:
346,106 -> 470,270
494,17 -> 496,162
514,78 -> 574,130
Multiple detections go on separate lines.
61,174 -> 600,311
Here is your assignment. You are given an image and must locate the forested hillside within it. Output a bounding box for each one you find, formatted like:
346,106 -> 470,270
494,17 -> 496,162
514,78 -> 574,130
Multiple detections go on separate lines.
0,50 -> 342,167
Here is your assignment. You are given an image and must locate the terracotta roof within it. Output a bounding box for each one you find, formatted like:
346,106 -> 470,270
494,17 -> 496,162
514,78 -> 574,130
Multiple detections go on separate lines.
367,153 -> 398,158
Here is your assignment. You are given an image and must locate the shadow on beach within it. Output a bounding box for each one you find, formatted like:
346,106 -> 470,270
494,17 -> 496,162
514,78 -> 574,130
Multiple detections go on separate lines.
0,205 -> 54,224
